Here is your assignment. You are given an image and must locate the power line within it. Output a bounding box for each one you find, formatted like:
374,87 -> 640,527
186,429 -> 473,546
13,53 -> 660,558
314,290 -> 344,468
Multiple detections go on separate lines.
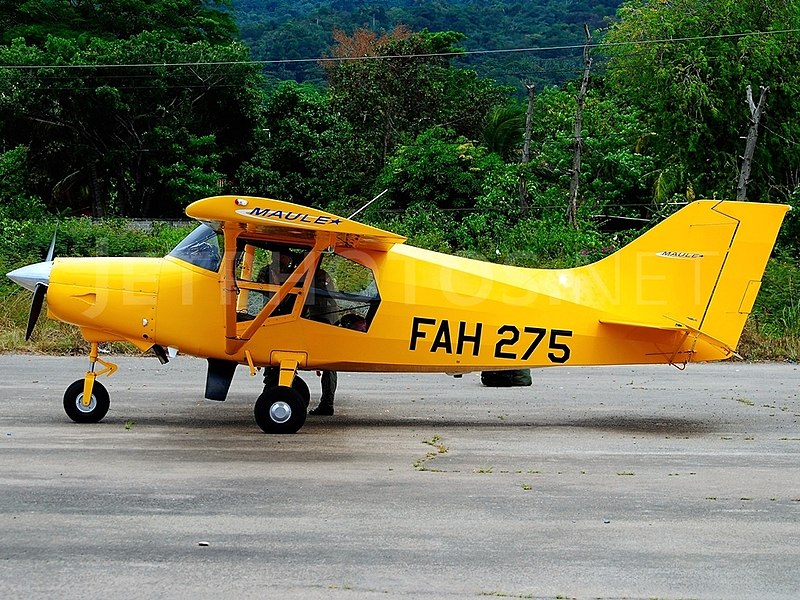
764,125 -> 800,147
1,28 -> 798,71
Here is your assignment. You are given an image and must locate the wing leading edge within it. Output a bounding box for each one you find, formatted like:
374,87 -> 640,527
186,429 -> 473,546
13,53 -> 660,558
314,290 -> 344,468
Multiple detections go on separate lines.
185,195 -> 406,252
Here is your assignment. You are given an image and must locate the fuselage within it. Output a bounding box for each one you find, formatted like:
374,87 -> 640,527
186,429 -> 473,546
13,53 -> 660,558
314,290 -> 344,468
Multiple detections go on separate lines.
35,197 -> 791,375
45,241 -> 721,373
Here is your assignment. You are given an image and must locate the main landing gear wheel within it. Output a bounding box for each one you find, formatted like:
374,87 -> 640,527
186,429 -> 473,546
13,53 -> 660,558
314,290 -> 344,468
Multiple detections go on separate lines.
254,386 -> 307,434
63,379 -> 110,423
263,372 -> 310,408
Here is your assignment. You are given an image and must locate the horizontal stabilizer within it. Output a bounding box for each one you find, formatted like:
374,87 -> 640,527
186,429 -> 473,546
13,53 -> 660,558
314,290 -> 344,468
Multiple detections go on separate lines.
599,317 -> 738,359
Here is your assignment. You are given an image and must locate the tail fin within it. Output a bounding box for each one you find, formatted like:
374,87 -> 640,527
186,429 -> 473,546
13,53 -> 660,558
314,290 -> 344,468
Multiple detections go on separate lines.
591,200 -> 789,361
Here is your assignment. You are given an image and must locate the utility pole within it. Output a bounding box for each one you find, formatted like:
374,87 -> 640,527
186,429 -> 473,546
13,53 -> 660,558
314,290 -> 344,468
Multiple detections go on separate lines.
736,84 -> 768,201
518,80 -> 535,217
566,24 -> 592,229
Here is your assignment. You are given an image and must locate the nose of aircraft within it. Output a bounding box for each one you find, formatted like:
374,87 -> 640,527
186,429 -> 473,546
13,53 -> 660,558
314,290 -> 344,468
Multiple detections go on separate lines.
7,260 -> 53,292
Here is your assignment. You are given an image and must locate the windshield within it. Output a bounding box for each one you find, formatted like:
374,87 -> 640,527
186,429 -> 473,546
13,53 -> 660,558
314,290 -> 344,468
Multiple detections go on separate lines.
168,224 -> 221,272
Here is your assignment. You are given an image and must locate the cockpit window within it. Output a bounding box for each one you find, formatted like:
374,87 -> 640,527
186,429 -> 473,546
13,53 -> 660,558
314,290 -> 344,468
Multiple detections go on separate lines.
230,240 -> 380,330
168,224 -> 222,272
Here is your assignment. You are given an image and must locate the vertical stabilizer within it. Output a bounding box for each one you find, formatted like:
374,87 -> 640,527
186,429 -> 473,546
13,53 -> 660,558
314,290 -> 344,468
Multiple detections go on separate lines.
590,200 -> 789,360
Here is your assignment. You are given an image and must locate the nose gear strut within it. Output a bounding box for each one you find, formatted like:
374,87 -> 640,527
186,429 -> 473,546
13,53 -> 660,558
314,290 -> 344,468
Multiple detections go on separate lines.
82,342 -> 118,406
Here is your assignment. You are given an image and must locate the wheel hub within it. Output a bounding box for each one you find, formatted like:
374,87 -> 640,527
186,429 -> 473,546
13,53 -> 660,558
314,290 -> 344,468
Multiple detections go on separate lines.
75,394 -> 96,413
269,401 -> 292,424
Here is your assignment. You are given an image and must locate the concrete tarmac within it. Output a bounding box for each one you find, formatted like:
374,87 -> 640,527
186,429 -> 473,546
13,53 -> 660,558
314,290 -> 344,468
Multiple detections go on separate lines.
0,354 -> 798,599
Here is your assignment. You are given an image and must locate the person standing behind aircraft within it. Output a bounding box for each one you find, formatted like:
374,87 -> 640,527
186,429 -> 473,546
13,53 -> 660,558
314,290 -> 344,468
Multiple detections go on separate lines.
304,266 -> 338,416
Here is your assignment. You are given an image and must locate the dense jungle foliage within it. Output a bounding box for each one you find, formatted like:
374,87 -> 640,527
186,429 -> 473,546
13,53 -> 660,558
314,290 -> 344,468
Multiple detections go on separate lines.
1,0 -> 800,357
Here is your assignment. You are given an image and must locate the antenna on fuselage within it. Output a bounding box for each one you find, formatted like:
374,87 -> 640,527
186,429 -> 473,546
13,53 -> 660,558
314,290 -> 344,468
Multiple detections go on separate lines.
348,189 -> 388,220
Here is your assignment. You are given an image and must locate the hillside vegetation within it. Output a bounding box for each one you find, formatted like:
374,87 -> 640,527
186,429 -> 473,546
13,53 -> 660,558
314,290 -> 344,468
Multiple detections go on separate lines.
234,0 -> 622,86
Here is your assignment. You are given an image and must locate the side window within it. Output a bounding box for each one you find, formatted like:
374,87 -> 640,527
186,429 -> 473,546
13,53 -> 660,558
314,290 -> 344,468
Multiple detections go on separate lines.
303,253 -> 379,332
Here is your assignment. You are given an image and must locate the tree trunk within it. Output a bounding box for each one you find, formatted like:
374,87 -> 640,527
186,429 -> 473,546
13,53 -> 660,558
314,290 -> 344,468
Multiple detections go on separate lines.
736,84 -> 768,201
518,81 -> 535,217
88,162 -> 105,218
566,24 -> 592,229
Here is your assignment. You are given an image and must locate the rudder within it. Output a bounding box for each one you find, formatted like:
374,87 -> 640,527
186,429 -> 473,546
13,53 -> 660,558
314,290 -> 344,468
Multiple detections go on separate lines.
696,201 -> 789,353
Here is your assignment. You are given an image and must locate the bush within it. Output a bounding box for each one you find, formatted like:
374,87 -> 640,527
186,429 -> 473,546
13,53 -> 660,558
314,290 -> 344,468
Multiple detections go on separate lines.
0,146 -> 47,221
750,255 -> 800,339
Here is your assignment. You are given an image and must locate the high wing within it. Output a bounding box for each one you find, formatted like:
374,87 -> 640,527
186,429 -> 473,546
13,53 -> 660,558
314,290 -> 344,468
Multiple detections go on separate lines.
185,195 -> 406,252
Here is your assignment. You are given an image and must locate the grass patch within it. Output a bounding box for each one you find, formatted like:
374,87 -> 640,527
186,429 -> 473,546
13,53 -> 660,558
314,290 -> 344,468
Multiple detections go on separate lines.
413,435 -> 449,472
423,435 -> 448,454
1,292 -> 91,354
736,320 -> 800,362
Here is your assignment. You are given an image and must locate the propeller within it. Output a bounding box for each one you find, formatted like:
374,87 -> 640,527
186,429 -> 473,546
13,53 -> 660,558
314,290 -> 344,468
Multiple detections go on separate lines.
7,228 -> 57,341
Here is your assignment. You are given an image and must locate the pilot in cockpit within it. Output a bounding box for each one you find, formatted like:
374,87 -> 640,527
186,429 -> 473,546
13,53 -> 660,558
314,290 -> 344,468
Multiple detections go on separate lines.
257,248 -> 295,285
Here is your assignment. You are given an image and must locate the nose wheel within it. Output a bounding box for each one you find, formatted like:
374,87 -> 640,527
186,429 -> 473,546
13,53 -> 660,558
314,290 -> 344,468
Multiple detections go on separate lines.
63,379 -> 110,423
63,342 -> 117,424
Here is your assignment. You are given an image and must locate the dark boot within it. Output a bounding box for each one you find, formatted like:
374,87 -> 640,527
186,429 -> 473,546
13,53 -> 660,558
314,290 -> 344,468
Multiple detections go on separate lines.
263,366 -> 279,388
310,371 -> 337,415
309,403 -> 334,416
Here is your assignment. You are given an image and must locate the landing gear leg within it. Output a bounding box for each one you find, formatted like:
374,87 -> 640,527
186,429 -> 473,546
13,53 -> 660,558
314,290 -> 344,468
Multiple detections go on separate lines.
63,343 -> 117,423
262,367 -> 310,408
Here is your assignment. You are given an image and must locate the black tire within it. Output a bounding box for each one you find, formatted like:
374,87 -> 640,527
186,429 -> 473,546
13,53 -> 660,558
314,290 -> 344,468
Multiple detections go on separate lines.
263,371 -> 310,408
63,379 -> 110,423
291,377 -> 310,408
254,386 -> 307,434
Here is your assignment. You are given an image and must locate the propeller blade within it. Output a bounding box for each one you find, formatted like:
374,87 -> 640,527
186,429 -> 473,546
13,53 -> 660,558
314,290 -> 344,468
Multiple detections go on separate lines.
45,227 -> 57,262
25,282 -> 48,341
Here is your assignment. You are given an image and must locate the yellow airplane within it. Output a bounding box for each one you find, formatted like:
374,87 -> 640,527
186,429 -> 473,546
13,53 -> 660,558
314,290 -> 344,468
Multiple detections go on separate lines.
6,196 -> 789,434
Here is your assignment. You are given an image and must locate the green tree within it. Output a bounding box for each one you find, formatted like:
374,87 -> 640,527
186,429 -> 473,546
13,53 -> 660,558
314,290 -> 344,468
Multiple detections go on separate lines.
378,126 -> 505,212
0,2 -> 266,217
0,146 -> 47,220
235,0 -> 621,88
482,102 -> 526,161
374,126 -> 512,251
602,0 -> 800,203
1,0 -> 238,46
510,85 -> 654,221
324,28 -> 511,169
235,81 -> 371,209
